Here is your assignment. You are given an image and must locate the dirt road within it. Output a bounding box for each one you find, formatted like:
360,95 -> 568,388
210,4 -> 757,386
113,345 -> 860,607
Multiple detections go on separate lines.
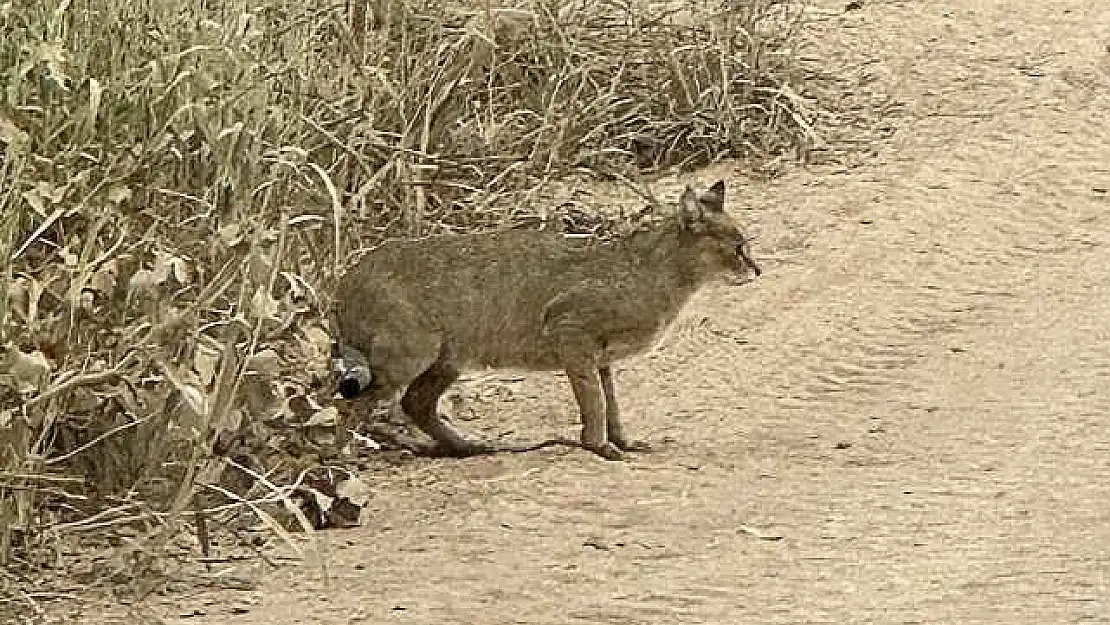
141,1 -> 1110,623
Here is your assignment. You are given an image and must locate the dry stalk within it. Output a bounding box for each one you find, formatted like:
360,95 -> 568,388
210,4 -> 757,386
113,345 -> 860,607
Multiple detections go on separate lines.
0,0 -> 824,596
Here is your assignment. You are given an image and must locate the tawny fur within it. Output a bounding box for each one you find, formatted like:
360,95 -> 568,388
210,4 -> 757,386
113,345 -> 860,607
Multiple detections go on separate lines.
334,180 -> 760,460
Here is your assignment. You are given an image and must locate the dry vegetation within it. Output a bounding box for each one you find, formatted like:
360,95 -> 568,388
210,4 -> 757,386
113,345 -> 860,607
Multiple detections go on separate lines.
0,0 -> 818,614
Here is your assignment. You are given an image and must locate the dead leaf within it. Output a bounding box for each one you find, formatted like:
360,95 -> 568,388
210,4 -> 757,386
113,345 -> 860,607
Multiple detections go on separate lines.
8,276 -> 31,322
348,430 -> 381,451
161,360 -> 210,418
58,246 -> 79,268
211,407 -> 244,438
107,184 -> 131,205
304,406 -> 339,428
249,286 -> 279,321
335,474 -> 371,507
171,255 -> 192,285
21,184 -> 49,216
77,289 -> 95,314
218,223 -> 242,246
302,325 -> 331,355
1,344 -> 52,393
247,349 -> 281,377
738,525 -> 783,541
177,384 -> 209,417
193,339 -> 221,386
33,39 -> 70,88
0,114 -> 28,148
241,376 -> 280,417
129,251 -> 173,293
247,250 -> 273,287
286,392 -> 322,420
88,259 -> 119,296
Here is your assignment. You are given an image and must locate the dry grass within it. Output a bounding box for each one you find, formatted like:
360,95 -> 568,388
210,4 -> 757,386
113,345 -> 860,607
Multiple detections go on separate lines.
0,0 -> 818,612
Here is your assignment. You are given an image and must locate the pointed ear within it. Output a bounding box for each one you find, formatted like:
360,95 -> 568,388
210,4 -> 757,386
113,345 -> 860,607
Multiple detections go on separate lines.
677,186 -> 704,232
701,180 -> 726,213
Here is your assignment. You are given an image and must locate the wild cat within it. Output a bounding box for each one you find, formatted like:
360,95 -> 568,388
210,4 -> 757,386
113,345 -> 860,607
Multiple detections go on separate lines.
333,181 -> 760,459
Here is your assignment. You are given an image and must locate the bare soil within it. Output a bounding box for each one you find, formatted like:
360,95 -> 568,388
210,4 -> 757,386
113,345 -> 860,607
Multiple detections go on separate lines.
60,0 -> 1110,622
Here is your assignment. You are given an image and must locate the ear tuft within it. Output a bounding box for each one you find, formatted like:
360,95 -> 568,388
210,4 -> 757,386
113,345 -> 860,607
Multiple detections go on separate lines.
701,180 -> 726,213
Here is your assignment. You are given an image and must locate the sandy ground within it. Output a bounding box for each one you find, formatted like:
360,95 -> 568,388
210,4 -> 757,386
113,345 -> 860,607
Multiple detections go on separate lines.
53,0 -> 1110,623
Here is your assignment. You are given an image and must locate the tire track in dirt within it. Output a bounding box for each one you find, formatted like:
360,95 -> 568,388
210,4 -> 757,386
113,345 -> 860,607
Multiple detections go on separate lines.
647,3 -> 1110,436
